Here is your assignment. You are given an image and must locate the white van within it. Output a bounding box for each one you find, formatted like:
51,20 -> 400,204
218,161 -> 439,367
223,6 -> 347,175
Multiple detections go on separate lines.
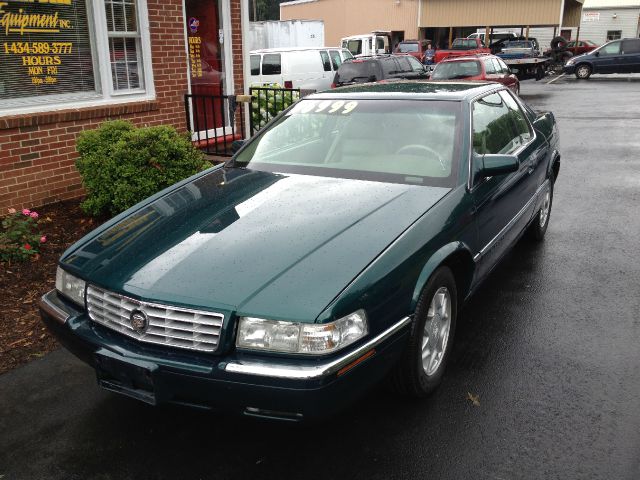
341,32 -> 391,57
249,47 -> 353,92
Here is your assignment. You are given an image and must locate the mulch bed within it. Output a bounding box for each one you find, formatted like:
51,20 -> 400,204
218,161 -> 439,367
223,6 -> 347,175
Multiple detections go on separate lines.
0,199 -> 103,375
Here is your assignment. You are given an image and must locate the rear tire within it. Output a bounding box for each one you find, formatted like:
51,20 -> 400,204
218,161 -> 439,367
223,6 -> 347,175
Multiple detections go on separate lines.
390,267 -> 457,397
575,64 -> 592,80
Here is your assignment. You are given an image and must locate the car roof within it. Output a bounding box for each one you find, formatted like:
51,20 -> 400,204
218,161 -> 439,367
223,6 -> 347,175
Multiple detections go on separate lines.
250,47 -> 345,54
308,80 -> 500,101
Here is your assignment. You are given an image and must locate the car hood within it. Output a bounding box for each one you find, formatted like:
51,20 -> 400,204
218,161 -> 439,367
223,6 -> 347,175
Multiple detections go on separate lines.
61,167 -> 450,321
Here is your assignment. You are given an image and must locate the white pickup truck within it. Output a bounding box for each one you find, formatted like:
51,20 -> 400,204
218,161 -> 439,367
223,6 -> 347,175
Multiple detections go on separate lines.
341,31 -> 391,57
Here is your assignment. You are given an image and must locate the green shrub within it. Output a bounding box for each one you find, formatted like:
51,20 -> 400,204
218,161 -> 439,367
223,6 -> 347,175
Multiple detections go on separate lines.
251,83 -> 300,133
76,120 -> 211,217
0,208 -> 46,263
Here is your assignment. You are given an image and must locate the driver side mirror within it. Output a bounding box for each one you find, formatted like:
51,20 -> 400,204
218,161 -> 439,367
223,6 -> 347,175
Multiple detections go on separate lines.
231,139 -> 246,154
594,51 -> 600,57
475,153 -> 519,179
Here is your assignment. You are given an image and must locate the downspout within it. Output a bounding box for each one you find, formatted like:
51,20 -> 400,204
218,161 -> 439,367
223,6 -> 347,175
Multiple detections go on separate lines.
241,0 -> 252,136
559,0 -> 566,32
418,0 -> 422,39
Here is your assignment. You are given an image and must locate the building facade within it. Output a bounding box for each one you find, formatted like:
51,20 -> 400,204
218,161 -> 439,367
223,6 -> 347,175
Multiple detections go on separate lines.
0,0 -> 249,211
280,0 -> 420,47
579,0 -> 640,43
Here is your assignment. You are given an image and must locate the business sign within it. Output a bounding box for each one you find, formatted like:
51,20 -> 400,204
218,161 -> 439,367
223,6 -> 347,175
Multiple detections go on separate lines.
583,12 -> 600,22
0,0 -> 95,99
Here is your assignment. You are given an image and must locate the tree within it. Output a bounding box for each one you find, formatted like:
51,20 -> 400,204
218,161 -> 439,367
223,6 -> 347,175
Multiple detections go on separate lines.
250,0 -> 280,21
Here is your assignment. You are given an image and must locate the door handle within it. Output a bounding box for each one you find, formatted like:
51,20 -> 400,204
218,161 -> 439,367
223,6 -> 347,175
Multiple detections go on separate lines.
527,160 -> 535,174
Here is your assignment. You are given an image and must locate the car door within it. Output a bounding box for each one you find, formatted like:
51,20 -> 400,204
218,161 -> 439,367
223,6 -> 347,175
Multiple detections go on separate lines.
621,39 -> 640,73
469,91 -> 538,278
495,58 -> 518,91
593,41 -> 623,73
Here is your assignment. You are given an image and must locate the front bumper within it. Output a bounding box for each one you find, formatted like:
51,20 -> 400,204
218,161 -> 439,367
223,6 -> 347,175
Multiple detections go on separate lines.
40,290 -> 410,421
563,64 -> 576,74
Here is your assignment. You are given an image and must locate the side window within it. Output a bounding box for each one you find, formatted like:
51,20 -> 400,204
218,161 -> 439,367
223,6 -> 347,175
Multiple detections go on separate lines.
396,56 -> 413,73
262,54 -> 281,75
600,41 -> 621,55
342,49 -> 353,60
407,55 -> 426,72
472,93 -> 520,156
250,55 -> 260,75
499,90 -> 532,143
497,58 -> 509,73
622,40 -> 640,54
329,50 -> 343,70
319,51 -> 332,72
347,40 -> 362,56
381,58 -> 397,76
484,59 -> 497,74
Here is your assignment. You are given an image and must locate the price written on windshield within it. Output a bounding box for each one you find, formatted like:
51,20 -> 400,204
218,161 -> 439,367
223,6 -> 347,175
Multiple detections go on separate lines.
289,100 -> 359,115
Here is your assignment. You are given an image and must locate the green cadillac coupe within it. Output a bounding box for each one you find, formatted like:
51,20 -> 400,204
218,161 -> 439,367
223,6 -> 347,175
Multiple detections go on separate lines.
41,81 -> 560,421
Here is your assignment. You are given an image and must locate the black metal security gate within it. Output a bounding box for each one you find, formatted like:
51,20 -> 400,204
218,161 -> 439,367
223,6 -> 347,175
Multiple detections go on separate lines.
249,86 -> 300,135
184,94 -> 246,156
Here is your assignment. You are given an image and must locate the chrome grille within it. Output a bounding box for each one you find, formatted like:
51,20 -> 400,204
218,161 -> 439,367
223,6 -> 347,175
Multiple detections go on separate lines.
86,285 -> 224,353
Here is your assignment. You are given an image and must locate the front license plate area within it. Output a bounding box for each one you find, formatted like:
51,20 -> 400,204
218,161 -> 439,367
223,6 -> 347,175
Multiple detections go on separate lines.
95,350 -> 158,405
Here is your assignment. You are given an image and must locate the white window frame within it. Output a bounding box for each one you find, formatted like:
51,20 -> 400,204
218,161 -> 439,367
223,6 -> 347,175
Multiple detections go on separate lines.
0,0 -> 155,117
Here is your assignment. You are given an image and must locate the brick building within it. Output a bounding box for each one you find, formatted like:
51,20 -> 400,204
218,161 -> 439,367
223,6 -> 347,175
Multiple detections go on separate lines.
0,0 -> 250,211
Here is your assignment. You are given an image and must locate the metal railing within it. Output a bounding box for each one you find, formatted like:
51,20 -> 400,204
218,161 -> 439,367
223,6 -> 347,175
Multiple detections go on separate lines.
249,86 -> 301,135
184,94 -> 246,156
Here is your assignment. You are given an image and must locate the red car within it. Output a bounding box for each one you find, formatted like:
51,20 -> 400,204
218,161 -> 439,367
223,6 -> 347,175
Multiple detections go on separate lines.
430,54 -> 520,95
565,39 -> 599,55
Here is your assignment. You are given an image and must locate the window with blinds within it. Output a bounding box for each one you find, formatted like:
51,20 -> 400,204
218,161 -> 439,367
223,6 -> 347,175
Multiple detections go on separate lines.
105,0 -> 144,91
0,0 -> 96,100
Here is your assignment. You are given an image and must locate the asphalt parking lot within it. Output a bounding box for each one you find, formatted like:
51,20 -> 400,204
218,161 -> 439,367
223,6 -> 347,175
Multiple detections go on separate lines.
1,75 -> 640,480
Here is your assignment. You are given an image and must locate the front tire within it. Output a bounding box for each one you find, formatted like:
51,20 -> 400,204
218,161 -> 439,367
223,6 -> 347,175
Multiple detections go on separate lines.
575,64 -> 592,79
390,267 -> 457,397
528,178 -> 554,241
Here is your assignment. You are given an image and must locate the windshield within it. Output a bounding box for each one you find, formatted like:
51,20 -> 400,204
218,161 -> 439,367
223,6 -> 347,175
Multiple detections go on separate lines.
336,61 -> 378,83
432,61 -> 481,79
233,99 -> 462,187
398,43 -> 419,53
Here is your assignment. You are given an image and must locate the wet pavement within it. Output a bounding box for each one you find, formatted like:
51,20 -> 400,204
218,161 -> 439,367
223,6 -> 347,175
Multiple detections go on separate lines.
1,77 -> 640,480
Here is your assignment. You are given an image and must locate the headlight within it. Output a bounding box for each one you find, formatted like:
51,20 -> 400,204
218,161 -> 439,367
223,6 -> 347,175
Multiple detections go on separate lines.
566,58 -> 576,66
55,267 -> 86,307
237,310 -> 368,354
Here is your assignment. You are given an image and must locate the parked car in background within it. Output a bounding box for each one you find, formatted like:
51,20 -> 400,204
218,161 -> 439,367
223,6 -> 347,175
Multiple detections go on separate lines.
341,31 -> 391,57
564,38 -> 640,79
430,54 -> 520,94
41,81 -> 560,421
332,55 -> 428,87
250,47 -> 353,91
566,40 -> 598,56
468,31 -> 518,45
394,39 -> 434,60
433,38 -> 491,64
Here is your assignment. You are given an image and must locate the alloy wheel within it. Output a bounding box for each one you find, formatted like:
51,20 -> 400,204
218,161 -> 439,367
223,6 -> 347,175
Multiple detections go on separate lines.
421,287 -> 452,376
539,190 -> 551,228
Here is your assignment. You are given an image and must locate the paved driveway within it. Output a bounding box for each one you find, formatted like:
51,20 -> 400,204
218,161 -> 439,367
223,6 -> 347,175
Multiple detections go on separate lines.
1,77 -> 640,480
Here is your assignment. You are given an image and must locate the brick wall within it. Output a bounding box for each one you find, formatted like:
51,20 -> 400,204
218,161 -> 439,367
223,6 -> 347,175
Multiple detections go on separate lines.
0,0 -> 245,213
